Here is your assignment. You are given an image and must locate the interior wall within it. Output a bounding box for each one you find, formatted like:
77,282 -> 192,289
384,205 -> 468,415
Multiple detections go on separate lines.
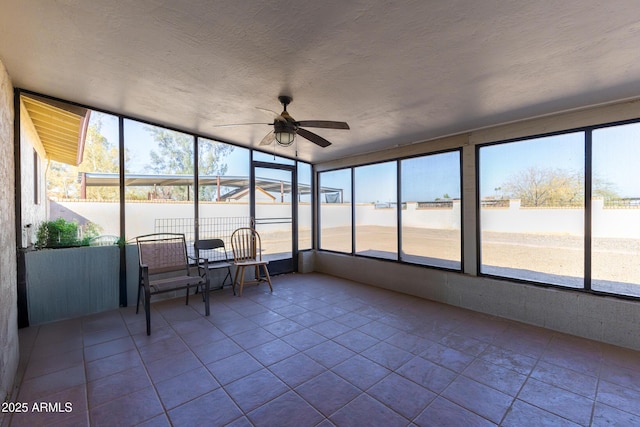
0,59 -> 19,403
311,98 -> 640,351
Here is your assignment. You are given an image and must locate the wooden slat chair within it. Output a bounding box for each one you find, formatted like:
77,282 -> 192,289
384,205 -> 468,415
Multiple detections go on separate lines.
230,227 -> 272,297
136,233 -> 210,335
194,238 -> 233,295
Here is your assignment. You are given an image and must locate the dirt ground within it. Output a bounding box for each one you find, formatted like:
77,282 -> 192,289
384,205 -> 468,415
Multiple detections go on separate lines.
262,225 -> 640,297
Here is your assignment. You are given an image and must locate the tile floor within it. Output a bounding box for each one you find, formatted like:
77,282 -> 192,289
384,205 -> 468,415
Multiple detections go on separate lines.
5,272 -> 640,426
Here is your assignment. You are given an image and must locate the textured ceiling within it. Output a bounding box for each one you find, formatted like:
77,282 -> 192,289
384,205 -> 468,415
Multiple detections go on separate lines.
1,0 -> 640,163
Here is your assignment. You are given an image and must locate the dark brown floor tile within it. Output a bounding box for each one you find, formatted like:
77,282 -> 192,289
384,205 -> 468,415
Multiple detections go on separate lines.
83,324 -> 130,347
87,366 -> 151,408
421,342 -> 475,372
330,394 -> 408,427
295,371 -> 360,417
479,345 -> 537,376
90,385 -> 163,427
190,336 -> 243,364
502,400 -> 581,427
83,336 -> 136,362
531,360 -> 599,398
415,396 -> 496,427
334,312 -> 372,329
262,318 -> 306,337
136,335 -> 190,363
332,355 -> 390,390
23,347 -> 84,380
281,329 -> 326,351
230,327 -> 277,350
305,341 -> 355,369
396,355 -> 457,393
246,338 -> 298,366
134,413 -> 172,427
333,329 -> 380,353
592,401 -> 640,426
596,380 -> 640,417
248,391 -> 324,427
155,366 -> 219,409
207,352 -> 263,385
289,311 -> 329,327
145,350 -> 203,384
367,373 -> 436,420
358,320 -> 400,340
9,384 -> 87,427
518,378 -> 594,426
179,324 -> 226,348
462,358 -> 527,397
600,362 -> 640,393
167,388 -> 242,427
309,319 -> 352,339
540,347 -> 602,377
269,353 -> 326,388
225,369 -> 289,413
361,341 -> 413,370
385,331 -> 433,355
442,376 -> 513,424
18,365 -> 86,402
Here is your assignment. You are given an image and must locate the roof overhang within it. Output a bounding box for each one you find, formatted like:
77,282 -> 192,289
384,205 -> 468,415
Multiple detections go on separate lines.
21,94 -> 91,166
81,173 -> 343,196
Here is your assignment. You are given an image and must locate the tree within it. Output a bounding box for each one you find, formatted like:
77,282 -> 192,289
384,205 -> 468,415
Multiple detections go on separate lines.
145,127 -> 234,201
501,167 -> 619,207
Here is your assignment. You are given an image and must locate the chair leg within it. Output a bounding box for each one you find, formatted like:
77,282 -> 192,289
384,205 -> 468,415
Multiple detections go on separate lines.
222,268 -> 232,289
145,288 -> 151,336
238,266 -> 245,297
232,266 -> 239,296
204,280 -> 210,316
136,284 -> 142,314
185,287 -> 190,305
262,265 -> 273,292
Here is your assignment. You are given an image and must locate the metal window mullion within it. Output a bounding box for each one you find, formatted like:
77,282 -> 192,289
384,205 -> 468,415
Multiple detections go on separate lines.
118,115 -> 127,307
351,168 -> 355,255
397,160 -> 402,262
584,130 -> 592,291
193,135 -> 199,243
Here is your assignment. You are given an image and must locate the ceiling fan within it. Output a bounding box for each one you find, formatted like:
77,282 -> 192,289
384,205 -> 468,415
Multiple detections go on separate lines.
218,96 -> 350,148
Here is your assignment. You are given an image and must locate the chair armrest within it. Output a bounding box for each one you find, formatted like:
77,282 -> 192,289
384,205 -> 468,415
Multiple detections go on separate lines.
188,256 -> 209,278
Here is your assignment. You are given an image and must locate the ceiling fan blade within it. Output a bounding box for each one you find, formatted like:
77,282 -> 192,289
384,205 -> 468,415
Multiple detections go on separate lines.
212,122 -> 271,128
297,128 -> 332,148
259,130 -> 275,146
296,120 -> 350,130
256,107 -> 286,122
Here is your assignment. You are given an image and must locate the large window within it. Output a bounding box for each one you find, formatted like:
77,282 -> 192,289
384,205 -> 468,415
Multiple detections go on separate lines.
479,132 -> 585,287
298,162 -> 312,251
43,110 -> 121,244
319,169 -> 352,253
124,120 -> 195,240
592,122 -> 640,297
354,162 -> 397,259
401,151 -> 461,269
197,137 -> 248,245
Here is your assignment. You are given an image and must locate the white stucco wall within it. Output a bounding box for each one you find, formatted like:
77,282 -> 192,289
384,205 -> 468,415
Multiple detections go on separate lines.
0,59 -> 18,403
19,100 -> 47,247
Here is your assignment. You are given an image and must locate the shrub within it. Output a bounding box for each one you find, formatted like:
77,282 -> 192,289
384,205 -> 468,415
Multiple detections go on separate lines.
35,218 -> 100,249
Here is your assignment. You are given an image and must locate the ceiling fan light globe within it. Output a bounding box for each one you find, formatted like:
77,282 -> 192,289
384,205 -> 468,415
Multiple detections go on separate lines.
275,131 -> 296,147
